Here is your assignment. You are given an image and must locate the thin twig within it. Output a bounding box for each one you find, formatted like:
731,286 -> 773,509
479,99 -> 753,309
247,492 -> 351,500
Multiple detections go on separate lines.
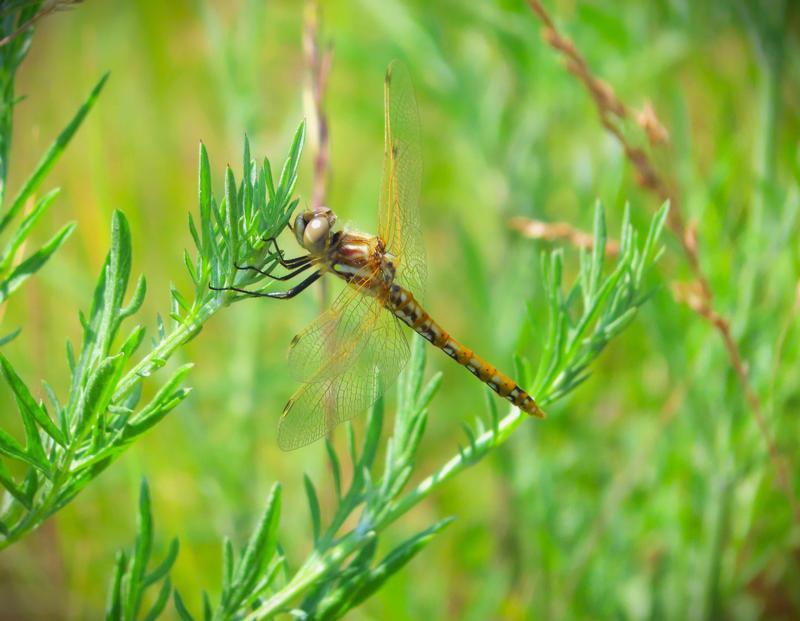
303,0 -> 333,211
509,216 -> 619,256
0,1 -> 83,47
303,0 -> 336,419
526,0 -> 798,520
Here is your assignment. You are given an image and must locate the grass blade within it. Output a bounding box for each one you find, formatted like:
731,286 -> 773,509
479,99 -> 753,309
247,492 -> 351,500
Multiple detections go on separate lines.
0,222 -> 75,304
0,73 -> 108,234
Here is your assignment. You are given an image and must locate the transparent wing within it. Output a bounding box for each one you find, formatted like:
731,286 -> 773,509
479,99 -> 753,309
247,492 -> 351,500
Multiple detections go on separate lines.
379,60 -> 427,298
286,278 -> 376,383
278,298 -> 409,451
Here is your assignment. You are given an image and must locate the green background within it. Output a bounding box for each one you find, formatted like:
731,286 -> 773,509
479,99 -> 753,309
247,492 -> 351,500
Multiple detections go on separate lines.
1,0 -> 798,619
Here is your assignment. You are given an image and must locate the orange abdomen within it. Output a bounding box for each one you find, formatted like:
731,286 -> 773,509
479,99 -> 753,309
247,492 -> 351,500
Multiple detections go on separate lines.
386,284 -> 544,417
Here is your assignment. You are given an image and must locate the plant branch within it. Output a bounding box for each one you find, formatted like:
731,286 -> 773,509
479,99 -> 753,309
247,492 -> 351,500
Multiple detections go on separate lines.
525,0 -> 798,522
0,126 -> 305,549
0,1 -> 83,48
0,6 -> 104,314
509,215 -> 619,256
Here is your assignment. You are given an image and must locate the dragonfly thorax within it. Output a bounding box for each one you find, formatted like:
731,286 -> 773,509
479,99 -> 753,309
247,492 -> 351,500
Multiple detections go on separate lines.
322,229 -> 398,297
381,250 -> 398,285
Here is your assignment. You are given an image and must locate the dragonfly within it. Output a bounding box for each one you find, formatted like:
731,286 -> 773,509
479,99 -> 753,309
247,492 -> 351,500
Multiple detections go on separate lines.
215,61 -> 544,450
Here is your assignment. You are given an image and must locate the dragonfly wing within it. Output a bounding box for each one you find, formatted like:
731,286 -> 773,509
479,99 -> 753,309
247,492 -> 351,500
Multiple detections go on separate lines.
379,61 -> 427,298
278,302 -> 410,451
287,279 -> 376,383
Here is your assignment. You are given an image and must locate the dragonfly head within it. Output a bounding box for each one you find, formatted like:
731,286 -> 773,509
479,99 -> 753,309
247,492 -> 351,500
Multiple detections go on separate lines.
293,206 -> 337,254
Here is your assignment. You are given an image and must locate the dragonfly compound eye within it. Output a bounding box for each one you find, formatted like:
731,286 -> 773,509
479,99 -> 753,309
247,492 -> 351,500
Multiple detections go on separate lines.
303,216 -> 331,252
293,214 -> 308,247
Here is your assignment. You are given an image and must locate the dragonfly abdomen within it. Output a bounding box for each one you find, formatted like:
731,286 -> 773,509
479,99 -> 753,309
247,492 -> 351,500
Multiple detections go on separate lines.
386,285 -> 544,418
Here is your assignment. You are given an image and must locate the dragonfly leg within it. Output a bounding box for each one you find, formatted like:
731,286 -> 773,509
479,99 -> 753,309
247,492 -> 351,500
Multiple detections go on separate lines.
262,237 -> 309,268
233,261 -> 313,281
210,270 -> 322,299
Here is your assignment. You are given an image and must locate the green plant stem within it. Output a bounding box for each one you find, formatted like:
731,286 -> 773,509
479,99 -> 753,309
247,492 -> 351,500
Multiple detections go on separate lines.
0,72 -> 109,235
2,428 -> 85,548
755,55 -> 781,206
747,0 -> 787,240
243,408 -> 529,619
113,296 -> 222,403
245,405 -> 539,620
0,123 -> 302,549
0,3 -> 40,207
244,532 -> 373,620
0,296 -> 224,550
377,350 -> 577,533
378,409 -> 525,530
734,0 -> 787,316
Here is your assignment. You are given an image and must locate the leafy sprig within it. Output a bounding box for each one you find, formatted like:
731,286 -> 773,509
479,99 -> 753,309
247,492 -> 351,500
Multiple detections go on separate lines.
0,3 -> 108,317
0,124 -> 305,549
115,200 -> 667,620
106,479 -> 178,621
377,201 -> 668,533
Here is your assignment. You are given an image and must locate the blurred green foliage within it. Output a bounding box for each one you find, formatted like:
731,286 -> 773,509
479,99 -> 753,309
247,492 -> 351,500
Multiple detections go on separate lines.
0,0 -> 798,619
0,2 -> 106,322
